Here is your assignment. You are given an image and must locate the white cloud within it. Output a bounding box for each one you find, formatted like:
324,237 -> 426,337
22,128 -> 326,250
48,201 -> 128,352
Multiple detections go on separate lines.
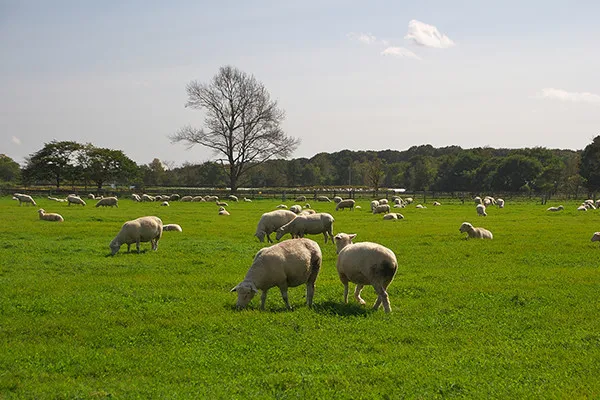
404,20 -> 455,48
540,88 -> 600,104
11,136 -> 21,145
381,47 -> 421,60
347,32 -> 377,45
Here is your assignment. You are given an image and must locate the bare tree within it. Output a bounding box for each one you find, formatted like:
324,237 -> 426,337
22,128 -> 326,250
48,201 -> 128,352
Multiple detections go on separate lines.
170,66 -> 300,193
363,158 -> 385,193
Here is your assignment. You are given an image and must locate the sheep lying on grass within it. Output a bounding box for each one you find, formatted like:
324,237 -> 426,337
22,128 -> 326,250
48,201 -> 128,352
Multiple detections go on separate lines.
161,201 -> 170,207
163,224 -> 182,232
255,210 -> 297,243
547,205 -> 564,212
109,216 -> 163,255
275,213 -> 335,243
47,196 -> 66,203
37,209 -> 64,222
383,213 -> 404,220
231,238 -> 322,310
218,207 -> 230,215
459,222 -> 493,239
95,197 -> 118,208
334,233 -> 398,313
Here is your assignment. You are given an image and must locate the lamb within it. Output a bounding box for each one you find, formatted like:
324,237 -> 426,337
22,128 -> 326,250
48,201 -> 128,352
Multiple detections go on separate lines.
191,196 -> 205,202
372,204 -> 390,214
474,196 -> 482,205
547,205 -> 564,212
577,205 -> 587,211
333,196 -> 343,204
67,195 -> 86,206
255,210 -> 297,243
216,201 -> 229,207
591,232 -> 600,244
476,204 -> 487,216
204,195 -> 219,202
333,233 -> 398,313
218,206 -> 230,215
163,223 -> 183,232
433,201 -> 441,206
383,213 -> 404,220
227,195 -> 239,202
231,238 -> 322,310
276,204 -> 288,209
180,195 -> 193,202
370,200 -> 380,212
170,194 -> 180,201
404,197 -> 414,204
275,212 -> 335,244
393,198 -> 404,206
415,204 -> 426,209
13,193 -> 36,206
142,194 -> 154,202
295,195 -> 306,202
335,199 -> 355,211
37,208 -> 64,222
161,201 -> 170,207
459,222 -> 493,239
131,194 -> 141,202
243,197 -> 252,202
95,197 -> 118,208
316,195 -> 331,202
109,216 -> 163,255
497,198 -> 505,208
289,205 -> 302,214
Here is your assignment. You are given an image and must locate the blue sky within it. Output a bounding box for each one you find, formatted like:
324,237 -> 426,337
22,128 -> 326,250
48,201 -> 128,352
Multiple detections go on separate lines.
2,1 -> 599,166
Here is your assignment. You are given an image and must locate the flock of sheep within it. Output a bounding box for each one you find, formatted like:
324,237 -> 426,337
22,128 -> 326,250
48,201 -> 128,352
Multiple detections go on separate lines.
13,190 -> 599,312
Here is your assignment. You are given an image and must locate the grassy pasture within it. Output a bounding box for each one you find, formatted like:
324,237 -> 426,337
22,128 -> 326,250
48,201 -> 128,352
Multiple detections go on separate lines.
1,196 -> 599,399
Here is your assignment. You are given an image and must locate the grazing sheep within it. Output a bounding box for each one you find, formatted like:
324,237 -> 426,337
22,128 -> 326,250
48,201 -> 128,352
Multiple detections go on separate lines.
404,197 -> 414,204
87,193 -> 96,199
244,197 -> 252,202
497,198 -> 505,208
316,195 -> 331,202
335,199 -> 355,211
547,205 -> 564,212
192,196 -> 205,202
216,201 -> 229,207
67,195 -> 86,206
170,194 -> 180,201
289,205 -> 302,214
476,204 -> 487,216
161,201 -> 170,207
474,196 -> 482,205
163,223 -> 183,232
415,204 -> 426,209
459,222 -> 493,239
255,210 -> 297,243
109,216 -> 163,255
383,213 -> 404,220
370,200 -> 380,212
180,195 -> 193,202
142,194 -> 154,202
131,194 -> 141,202
300,209 -> 316,215
295,195 -> 306,202
227,195 -> 239,202
276,204 -> 288,209
275,213 -> 335,244
333,196 -> 343,204
378,199 -> 389,205
585,202 -> 596,210
433,201 -> 441,206
231,238 -> 322,310
372,204 -> 390,214
334,233 -> 398,313
37,208 -> 64,222
591,232 -> 600,244
95,197 -> 118,208
204,195 -> 219,202
218,207 -> 230,215
13,193 -> 37,206
577,205 -> 588,211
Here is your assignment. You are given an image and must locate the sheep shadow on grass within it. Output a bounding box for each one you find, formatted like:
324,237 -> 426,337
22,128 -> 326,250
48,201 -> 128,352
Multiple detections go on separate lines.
312,301 -> 373,317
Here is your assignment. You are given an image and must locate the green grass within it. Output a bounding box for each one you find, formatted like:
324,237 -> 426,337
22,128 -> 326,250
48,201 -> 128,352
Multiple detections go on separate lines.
1,197 -> 599,399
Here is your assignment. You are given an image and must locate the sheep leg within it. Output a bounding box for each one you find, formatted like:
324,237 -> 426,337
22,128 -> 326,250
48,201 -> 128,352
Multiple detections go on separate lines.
126,243 -> 131,253
279,286 -> 292,310
373,285 -> 392,313
341,276 -> 350,303
266,233 -> 272,243
323,232 -> 328,244
136,241 -> 141,253
354,285 -> 366,305
260,290 -> 268,310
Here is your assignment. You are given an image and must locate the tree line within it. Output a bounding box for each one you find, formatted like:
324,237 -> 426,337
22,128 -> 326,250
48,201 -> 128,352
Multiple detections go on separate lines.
4,137 -> 600,198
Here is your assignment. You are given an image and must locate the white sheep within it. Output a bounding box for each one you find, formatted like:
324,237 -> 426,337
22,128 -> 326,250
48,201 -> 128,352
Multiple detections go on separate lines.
476,204 -> 487,216
577,205 -> 587,211
378,199 -> 389,205
404,197 -> 414,204
433,201 -> 441,206
585,202 -> 596,210
275,212 -> 335,243
170,194 -> 180,201
295,195 -> 307,202
37,208 -> 64,222
333,196 -> 343,204
289,205 -> 302,214
218,206 -> 230,215
231,238 -> 322,310
244,197 -> 252,202
87,193 -> 96,199
334,233 -> 398,313
497,198 -> 505,208
415,204 -> 426,209
131,194 -> 141,202
304,203 -> 311,209
191,196 -> 205,202
383,213 -> 404,220
370,200 -> 380,212
474,196 -> 482,205
459,222 -> 493,239
109,216 -> 163,255
335,199 -> 355,211
13,193 -> 37,206
142,194 -> 154,202
227,195 -> 239,202
180,196 -> 193,202
255,210 -> 297,243
95,197 -> 119,208
47,196 -> 66,202
276,204 -> 288,209
204,195 -> 219,202
216,201 -> 229,207
161,201 -> 170,207
300,209 -> 316,216
591,232 -> 600,244
67,195 -> 86,206
372,204 -> 390,214
393,204 -> 404,209
547,205 -> 564,212
316,195 -> 331,202
163,223 -> 183,232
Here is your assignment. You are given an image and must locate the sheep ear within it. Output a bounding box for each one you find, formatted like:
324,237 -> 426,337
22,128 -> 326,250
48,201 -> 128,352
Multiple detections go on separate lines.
349,234 -> 357,240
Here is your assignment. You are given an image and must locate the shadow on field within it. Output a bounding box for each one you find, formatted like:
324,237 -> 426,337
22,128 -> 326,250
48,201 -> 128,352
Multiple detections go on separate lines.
105,249 -> 150,257
312,301 -> 372,317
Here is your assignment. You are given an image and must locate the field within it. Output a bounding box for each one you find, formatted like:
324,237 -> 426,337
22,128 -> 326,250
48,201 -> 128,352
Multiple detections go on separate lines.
1,195 -> 600,399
